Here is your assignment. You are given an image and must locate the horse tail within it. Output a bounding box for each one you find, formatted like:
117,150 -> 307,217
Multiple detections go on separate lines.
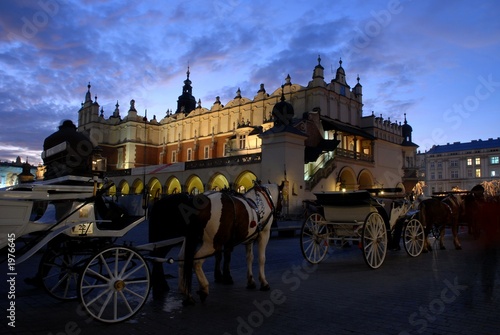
419,200 -> 430,234
182,226 -> 197,296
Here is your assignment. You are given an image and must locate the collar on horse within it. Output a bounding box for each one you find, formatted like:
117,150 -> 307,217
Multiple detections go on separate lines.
233,184 -> 276,245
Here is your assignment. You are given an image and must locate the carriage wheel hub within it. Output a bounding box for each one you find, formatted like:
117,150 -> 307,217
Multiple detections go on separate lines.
114,280 -> 125,291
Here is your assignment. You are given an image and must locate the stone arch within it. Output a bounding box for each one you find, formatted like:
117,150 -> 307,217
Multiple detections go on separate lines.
358,169 -> 374,190
234,170 -> 258,193
131,178 -> 144,195
117,180 -> 130,195
165,176 -> 182,194
208,172 -> 230,191
107,183 -> 117,196
337,166 -> 357,191
395,182 -> 405,193
147,177 -> 162,201
186,174 -> 204,195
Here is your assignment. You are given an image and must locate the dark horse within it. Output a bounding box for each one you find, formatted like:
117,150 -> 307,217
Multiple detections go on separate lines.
419,193 -> 464,251
179,182 -> 283,305
148,192 -> 195,297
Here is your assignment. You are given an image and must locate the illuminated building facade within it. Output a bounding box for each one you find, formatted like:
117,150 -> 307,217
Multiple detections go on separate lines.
77,58 -> 418,215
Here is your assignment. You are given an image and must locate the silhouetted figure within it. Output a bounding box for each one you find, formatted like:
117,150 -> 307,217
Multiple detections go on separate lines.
42,120 -> 95,180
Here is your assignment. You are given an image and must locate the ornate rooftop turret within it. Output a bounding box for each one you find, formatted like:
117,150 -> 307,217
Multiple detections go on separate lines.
333,58 -> 347,85
312,55 -> 324,80
401,113 -> 417,147
176,66 -> 196,114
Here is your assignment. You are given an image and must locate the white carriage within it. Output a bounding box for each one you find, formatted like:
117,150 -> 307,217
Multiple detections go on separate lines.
300,189 -> 424,269
0,175 -> 182,323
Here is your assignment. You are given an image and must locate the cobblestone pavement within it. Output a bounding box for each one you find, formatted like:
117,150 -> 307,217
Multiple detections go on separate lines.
2,223 -> 499,335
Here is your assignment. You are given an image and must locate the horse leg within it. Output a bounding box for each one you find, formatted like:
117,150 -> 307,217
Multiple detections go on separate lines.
245,243 -> 256,289
214,250 -> 223,283
423,225 -> 431,253
222,247 -> 234,285
439,225 -> 446,250
177,243 -> 195,306
452,220 -> 462,250
192,243 -> 215,302
193,258 -> 209,302
256,230 -> 271,291
215,247 -> 233,284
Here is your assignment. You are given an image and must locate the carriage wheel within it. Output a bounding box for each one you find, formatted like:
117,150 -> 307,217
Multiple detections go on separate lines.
300,213 -> 329,264
39,238 -> 91,300
78,246 -> 150,323
403,218 -> 425,257
362,212 -> 387,269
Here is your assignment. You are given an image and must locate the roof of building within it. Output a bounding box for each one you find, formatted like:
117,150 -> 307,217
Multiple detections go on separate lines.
426,138 -> 500,154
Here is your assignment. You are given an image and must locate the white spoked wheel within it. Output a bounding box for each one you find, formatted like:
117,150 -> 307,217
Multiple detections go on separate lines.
39,237 -> 98,301
403,218 -> 425,257
79,246 -> 150,323
362,212 -> 387,269
39,244 -> 87,300
301,213 -> 329,264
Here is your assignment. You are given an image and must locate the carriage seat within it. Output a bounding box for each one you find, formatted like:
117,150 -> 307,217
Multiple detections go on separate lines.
94,195 -> 133,230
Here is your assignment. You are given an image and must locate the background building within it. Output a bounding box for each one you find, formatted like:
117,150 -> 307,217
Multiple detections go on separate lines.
76,57 -> 418,216
416,138 -> 500,194
0,157 -> 40,188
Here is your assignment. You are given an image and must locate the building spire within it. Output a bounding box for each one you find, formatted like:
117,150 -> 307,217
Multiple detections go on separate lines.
176,64 -> 196,114
85,82 -> 92,103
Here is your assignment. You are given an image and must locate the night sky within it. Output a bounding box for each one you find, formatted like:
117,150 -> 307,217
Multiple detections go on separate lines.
1,0 -> 499,164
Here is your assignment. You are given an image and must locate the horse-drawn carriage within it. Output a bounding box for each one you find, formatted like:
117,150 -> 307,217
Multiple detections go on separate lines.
0,175 -> 188,323
1,175 -> 283,323
300,188 -> 425,269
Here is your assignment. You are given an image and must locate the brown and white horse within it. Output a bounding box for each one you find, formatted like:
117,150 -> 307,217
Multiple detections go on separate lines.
419,193 -> 464,251
179,182 -> 283,305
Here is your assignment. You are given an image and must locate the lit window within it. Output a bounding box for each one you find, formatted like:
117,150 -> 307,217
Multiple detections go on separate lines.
239,134 -> 246,149
490,156 -> 499,165
467,158 -> 472,166
475,168 -> 481,178
204,146 -> 210,159
492,171 -> 497,177
475,157 -> 481,165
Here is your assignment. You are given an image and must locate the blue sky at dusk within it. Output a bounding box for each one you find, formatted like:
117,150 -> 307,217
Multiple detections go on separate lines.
0,0 -> 499,164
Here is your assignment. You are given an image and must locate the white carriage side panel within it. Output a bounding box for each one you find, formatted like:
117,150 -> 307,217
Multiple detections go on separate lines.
0,200 -> 34,248
323,205 -> 375,223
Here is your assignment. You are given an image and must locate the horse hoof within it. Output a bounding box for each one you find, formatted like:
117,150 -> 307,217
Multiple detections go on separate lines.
197,290 -> 208,302
182,297 -> 196,306
260,284 -> 271,291
246,282 -> 257,290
